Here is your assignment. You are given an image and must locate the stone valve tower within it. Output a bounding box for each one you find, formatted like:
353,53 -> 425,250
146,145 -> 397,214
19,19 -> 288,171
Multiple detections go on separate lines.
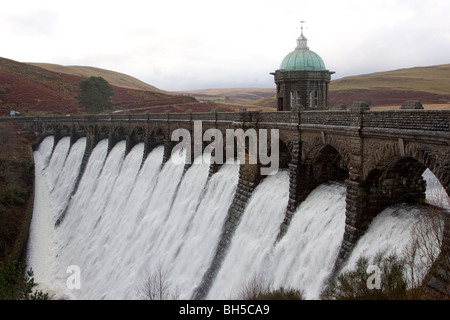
272,23 -> 334,111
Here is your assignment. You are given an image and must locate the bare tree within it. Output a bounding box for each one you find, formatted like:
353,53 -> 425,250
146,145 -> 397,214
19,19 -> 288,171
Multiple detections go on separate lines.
138,261 -> 180,300
403,202 -> 448,298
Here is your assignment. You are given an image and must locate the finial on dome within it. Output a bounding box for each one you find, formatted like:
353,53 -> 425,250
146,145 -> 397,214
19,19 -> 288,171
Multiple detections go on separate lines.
297,20 -> 308,49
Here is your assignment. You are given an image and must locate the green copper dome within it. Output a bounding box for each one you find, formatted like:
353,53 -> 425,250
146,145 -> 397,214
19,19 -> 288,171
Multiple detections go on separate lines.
279,31 -> 326,71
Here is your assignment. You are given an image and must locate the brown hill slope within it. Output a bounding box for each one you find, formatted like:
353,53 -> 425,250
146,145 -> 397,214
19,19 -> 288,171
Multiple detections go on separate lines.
1,57 -> 274,115
249,64 -> 450,108
0,57 -> 81,114
3,58 -> 449,115
0,57 -> 199,115
0,122 -> 35,262
29,63 -> 164,93
177,88 -> 276,105
329,64 -> 450,107
330,64 -> 450,95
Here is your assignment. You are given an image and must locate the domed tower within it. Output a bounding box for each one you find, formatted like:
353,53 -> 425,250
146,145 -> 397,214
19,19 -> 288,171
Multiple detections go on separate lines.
272,24 -> 334,111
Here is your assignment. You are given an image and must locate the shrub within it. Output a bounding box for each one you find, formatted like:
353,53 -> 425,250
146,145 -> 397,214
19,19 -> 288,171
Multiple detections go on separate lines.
0,259 -> 48,300
321,251 -> 409,300
237,274 -> 304,300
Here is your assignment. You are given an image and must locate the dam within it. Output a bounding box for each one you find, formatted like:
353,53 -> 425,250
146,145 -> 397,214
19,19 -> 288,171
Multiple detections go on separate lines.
12,106 -> 448,299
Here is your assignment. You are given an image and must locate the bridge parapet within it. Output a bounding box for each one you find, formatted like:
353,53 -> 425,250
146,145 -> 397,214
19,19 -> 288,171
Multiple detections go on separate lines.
362,109 -> 450,132
4,108 -> 449,132
299,110 -> 351,126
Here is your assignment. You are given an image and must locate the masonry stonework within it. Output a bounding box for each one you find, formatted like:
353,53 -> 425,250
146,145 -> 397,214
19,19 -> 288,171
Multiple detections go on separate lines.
7,106 -> 450,297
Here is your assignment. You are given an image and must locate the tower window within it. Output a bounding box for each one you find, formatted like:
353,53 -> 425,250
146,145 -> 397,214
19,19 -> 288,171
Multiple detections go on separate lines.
291,91 -> 301,108
310,90 -> 319,107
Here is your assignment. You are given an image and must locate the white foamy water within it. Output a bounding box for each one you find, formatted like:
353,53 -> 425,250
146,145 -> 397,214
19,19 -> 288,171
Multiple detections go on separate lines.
28,137 -> 447,300
424,169 -> 450,209
43,137 -> 70,190
207,171 -> 290,299
51,138 -> 86,223
267,182 -> 347,299
29,138 -> 240,299
27,136 -> 75,298
161,161 -> 240,299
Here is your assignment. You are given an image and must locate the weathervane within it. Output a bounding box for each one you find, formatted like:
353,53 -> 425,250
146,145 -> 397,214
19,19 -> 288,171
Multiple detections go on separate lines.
300,20 -> 306,35
296,20 -> 308,49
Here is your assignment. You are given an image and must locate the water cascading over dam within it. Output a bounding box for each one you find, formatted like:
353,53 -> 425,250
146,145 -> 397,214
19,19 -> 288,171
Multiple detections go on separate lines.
27,135 -> 447,300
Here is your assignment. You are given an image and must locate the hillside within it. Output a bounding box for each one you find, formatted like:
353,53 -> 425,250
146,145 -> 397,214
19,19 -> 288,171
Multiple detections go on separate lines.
0,122 -> 35,262
331,64 -> 450,95
0,57 -> 219,115
25,63 -> 277,111
28,63 -> 164,93
216,64 -> 450,109
2,57 -> 449,115
1,57 -> 273,115
0,57 -> 194,115
177,88 -> 276,105
329,64 -> 450,107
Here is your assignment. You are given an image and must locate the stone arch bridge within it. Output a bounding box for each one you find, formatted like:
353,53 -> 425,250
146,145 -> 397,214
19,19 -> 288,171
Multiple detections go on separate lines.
6,103 -> 450,297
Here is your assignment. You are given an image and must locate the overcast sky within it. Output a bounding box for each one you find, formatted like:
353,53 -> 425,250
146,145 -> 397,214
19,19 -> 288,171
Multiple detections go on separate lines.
1,0 -> 450,91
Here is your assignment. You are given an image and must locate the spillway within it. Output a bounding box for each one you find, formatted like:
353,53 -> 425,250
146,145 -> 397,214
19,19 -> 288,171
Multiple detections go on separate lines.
27,137 -> 447,299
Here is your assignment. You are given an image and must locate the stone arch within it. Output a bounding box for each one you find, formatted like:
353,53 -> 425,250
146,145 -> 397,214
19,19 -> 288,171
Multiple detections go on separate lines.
311,144 -> 349,183
59,125 -> 71,136
323,135 -> 352,170
366,142 -> 449,200
126,126 -> 146,155
97,125 -> 110,142
108,126 -> 127,154
152,126 -> 176,165
131,126 -> 145,142
365,156 -> 427,206
140,126 -> 167,167
303,135 -> 350,185
303,134 -> 351,169
69,124 -> 88,147
150,127 -> 166,144
76,125 -> 88,136
50,124 -> 71,149
407,144 -> 450,198
112,126 -> 127,141
367,142 -> 399,174
44,124 -> 54,133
